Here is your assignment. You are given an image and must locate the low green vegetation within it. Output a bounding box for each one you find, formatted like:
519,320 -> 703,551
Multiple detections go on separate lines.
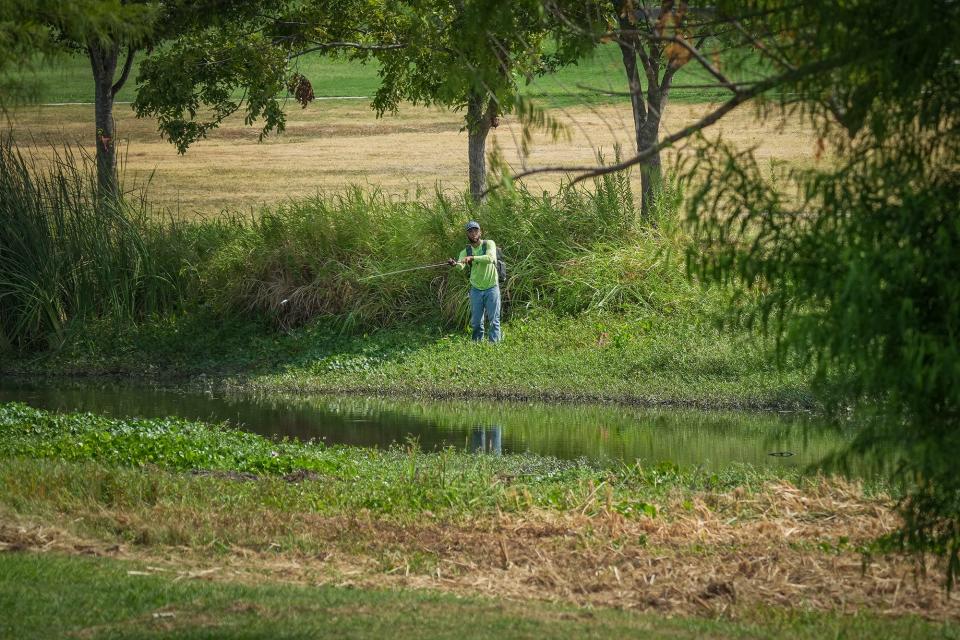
9,49 -> 381,105
26,310 -> 808,407
0,404 -> 946,636
0,402 -> 826,521
0,140 -> 808,405
3,553 -> 949,640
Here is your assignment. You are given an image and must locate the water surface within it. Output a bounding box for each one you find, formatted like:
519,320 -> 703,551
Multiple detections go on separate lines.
0,379 -> 852,471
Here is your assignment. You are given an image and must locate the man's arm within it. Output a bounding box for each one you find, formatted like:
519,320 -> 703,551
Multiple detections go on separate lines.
470,240 -> 495,264
452,247 -> 468,270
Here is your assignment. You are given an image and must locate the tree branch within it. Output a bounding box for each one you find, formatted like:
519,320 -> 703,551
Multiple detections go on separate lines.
660,34 -> 737,92
485,57 -> 846,195
574,81 -> 759,96
111,47 -> 136,97
730,19 -> 796,71
660,58 -> 680,92
293,40 -> 404,59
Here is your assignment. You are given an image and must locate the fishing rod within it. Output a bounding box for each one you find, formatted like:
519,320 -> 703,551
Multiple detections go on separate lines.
357,261 -> 453,281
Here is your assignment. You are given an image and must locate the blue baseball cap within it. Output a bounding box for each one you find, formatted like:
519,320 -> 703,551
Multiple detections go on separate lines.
465,220 -> 480,231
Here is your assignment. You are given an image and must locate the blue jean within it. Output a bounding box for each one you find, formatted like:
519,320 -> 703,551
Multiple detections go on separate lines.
469,285 -> 501,343
470,425 -> 502,455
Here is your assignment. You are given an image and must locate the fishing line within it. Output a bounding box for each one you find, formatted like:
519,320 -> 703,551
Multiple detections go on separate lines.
357,262 -> 453,281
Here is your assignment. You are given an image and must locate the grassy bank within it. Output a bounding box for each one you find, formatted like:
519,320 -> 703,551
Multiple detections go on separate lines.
2,553 -> 952,640
0,142 -> 811,407
12,310 -> 810,408
1,402 -> 957,630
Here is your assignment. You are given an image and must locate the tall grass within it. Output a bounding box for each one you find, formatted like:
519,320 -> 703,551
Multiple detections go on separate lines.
204,167 -> 703,331
0,139 -> 705,352
0,140 -> 193,352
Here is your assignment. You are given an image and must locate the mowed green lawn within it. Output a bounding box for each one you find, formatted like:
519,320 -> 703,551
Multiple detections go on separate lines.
14,44 -> 761,108
1,553 -> 951,640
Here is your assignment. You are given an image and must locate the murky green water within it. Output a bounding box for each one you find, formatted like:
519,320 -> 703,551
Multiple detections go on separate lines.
0,379 -> 854,471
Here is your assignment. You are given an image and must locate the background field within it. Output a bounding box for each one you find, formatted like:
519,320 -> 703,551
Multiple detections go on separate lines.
6,46 -> 803,214
10,101 -> 815,213
15,44 -> 760,106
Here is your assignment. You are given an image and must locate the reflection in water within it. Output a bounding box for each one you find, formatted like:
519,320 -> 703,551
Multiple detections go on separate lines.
470,425 -> 502,455
0,379 -> 859,472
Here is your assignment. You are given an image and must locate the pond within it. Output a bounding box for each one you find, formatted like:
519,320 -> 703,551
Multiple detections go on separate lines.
0,379 -> 854,471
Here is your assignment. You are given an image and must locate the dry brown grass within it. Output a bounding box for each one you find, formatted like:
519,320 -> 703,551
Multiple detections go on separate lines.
6,101 -> 821,214
3,479 -> 957,621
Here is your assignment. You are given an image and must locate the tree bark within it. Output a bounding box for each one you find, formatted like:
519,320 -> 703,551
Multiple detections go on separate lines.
639,54 -> 669,221
617,31 -> 646,155
89,43 -> 134,200
638,103 -> 662,220
467,91 -> 496,203
615,1 -> 673,222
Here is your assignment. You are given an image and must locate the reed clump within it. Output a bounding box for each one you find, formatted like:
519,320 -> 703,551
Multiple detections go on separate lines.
0,140 -> 196,352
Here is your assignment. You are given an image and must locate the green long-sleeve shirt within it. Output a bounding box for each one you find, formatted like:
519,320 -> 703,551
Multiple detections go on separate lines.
457,240 -> 498,290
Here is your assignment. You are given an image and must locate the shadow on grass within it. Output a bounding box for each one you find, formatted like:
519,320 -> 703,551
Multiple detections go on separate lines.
3,310 -> 449,381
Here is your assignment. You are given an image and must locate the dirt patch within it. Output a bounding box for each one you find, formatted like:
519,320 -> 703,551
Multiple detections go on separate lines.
4,480 -> 958,620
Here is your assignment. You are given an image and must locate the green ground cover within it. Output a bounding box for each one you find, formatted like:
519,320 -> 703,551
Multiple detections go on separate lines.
13,52 -> 379,104
3,553 -> 948,640
17,310 -> 809,408
0,405 -> 949,636
14,44 -> 758,107
0,402 -> 823,521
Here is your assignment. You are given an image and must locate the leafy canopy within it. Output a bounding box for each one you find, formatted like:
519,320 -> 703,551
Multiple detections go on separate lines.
687,0 -> 960,586
134,1 -> 390,151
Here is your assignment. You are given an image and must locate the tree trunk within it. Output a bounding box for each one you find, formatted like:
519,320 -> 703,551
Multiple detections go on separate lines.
466,91 -> 495,203
639,90 -> 667,221
617,32 -> 646,155
638,115 -> 662,221
616,12 -> 662,220
638,54 -> 669,222
89,43 -> 120,199
89,44 -> 135,201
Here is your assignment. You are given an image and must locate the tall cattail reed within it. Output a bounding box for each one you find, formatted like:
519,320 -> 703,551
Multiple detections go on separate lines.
0,139 -> 192,352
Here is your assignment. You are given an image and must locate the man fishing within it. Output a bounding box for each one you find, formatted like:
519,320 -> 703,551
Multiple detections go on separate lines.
448,221 -> 501,343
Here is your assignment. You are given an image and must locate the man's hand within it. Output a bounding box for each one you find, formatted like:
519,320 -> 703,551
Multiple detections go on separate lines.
447,258 -> 457,266
463,256 -> 474,264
